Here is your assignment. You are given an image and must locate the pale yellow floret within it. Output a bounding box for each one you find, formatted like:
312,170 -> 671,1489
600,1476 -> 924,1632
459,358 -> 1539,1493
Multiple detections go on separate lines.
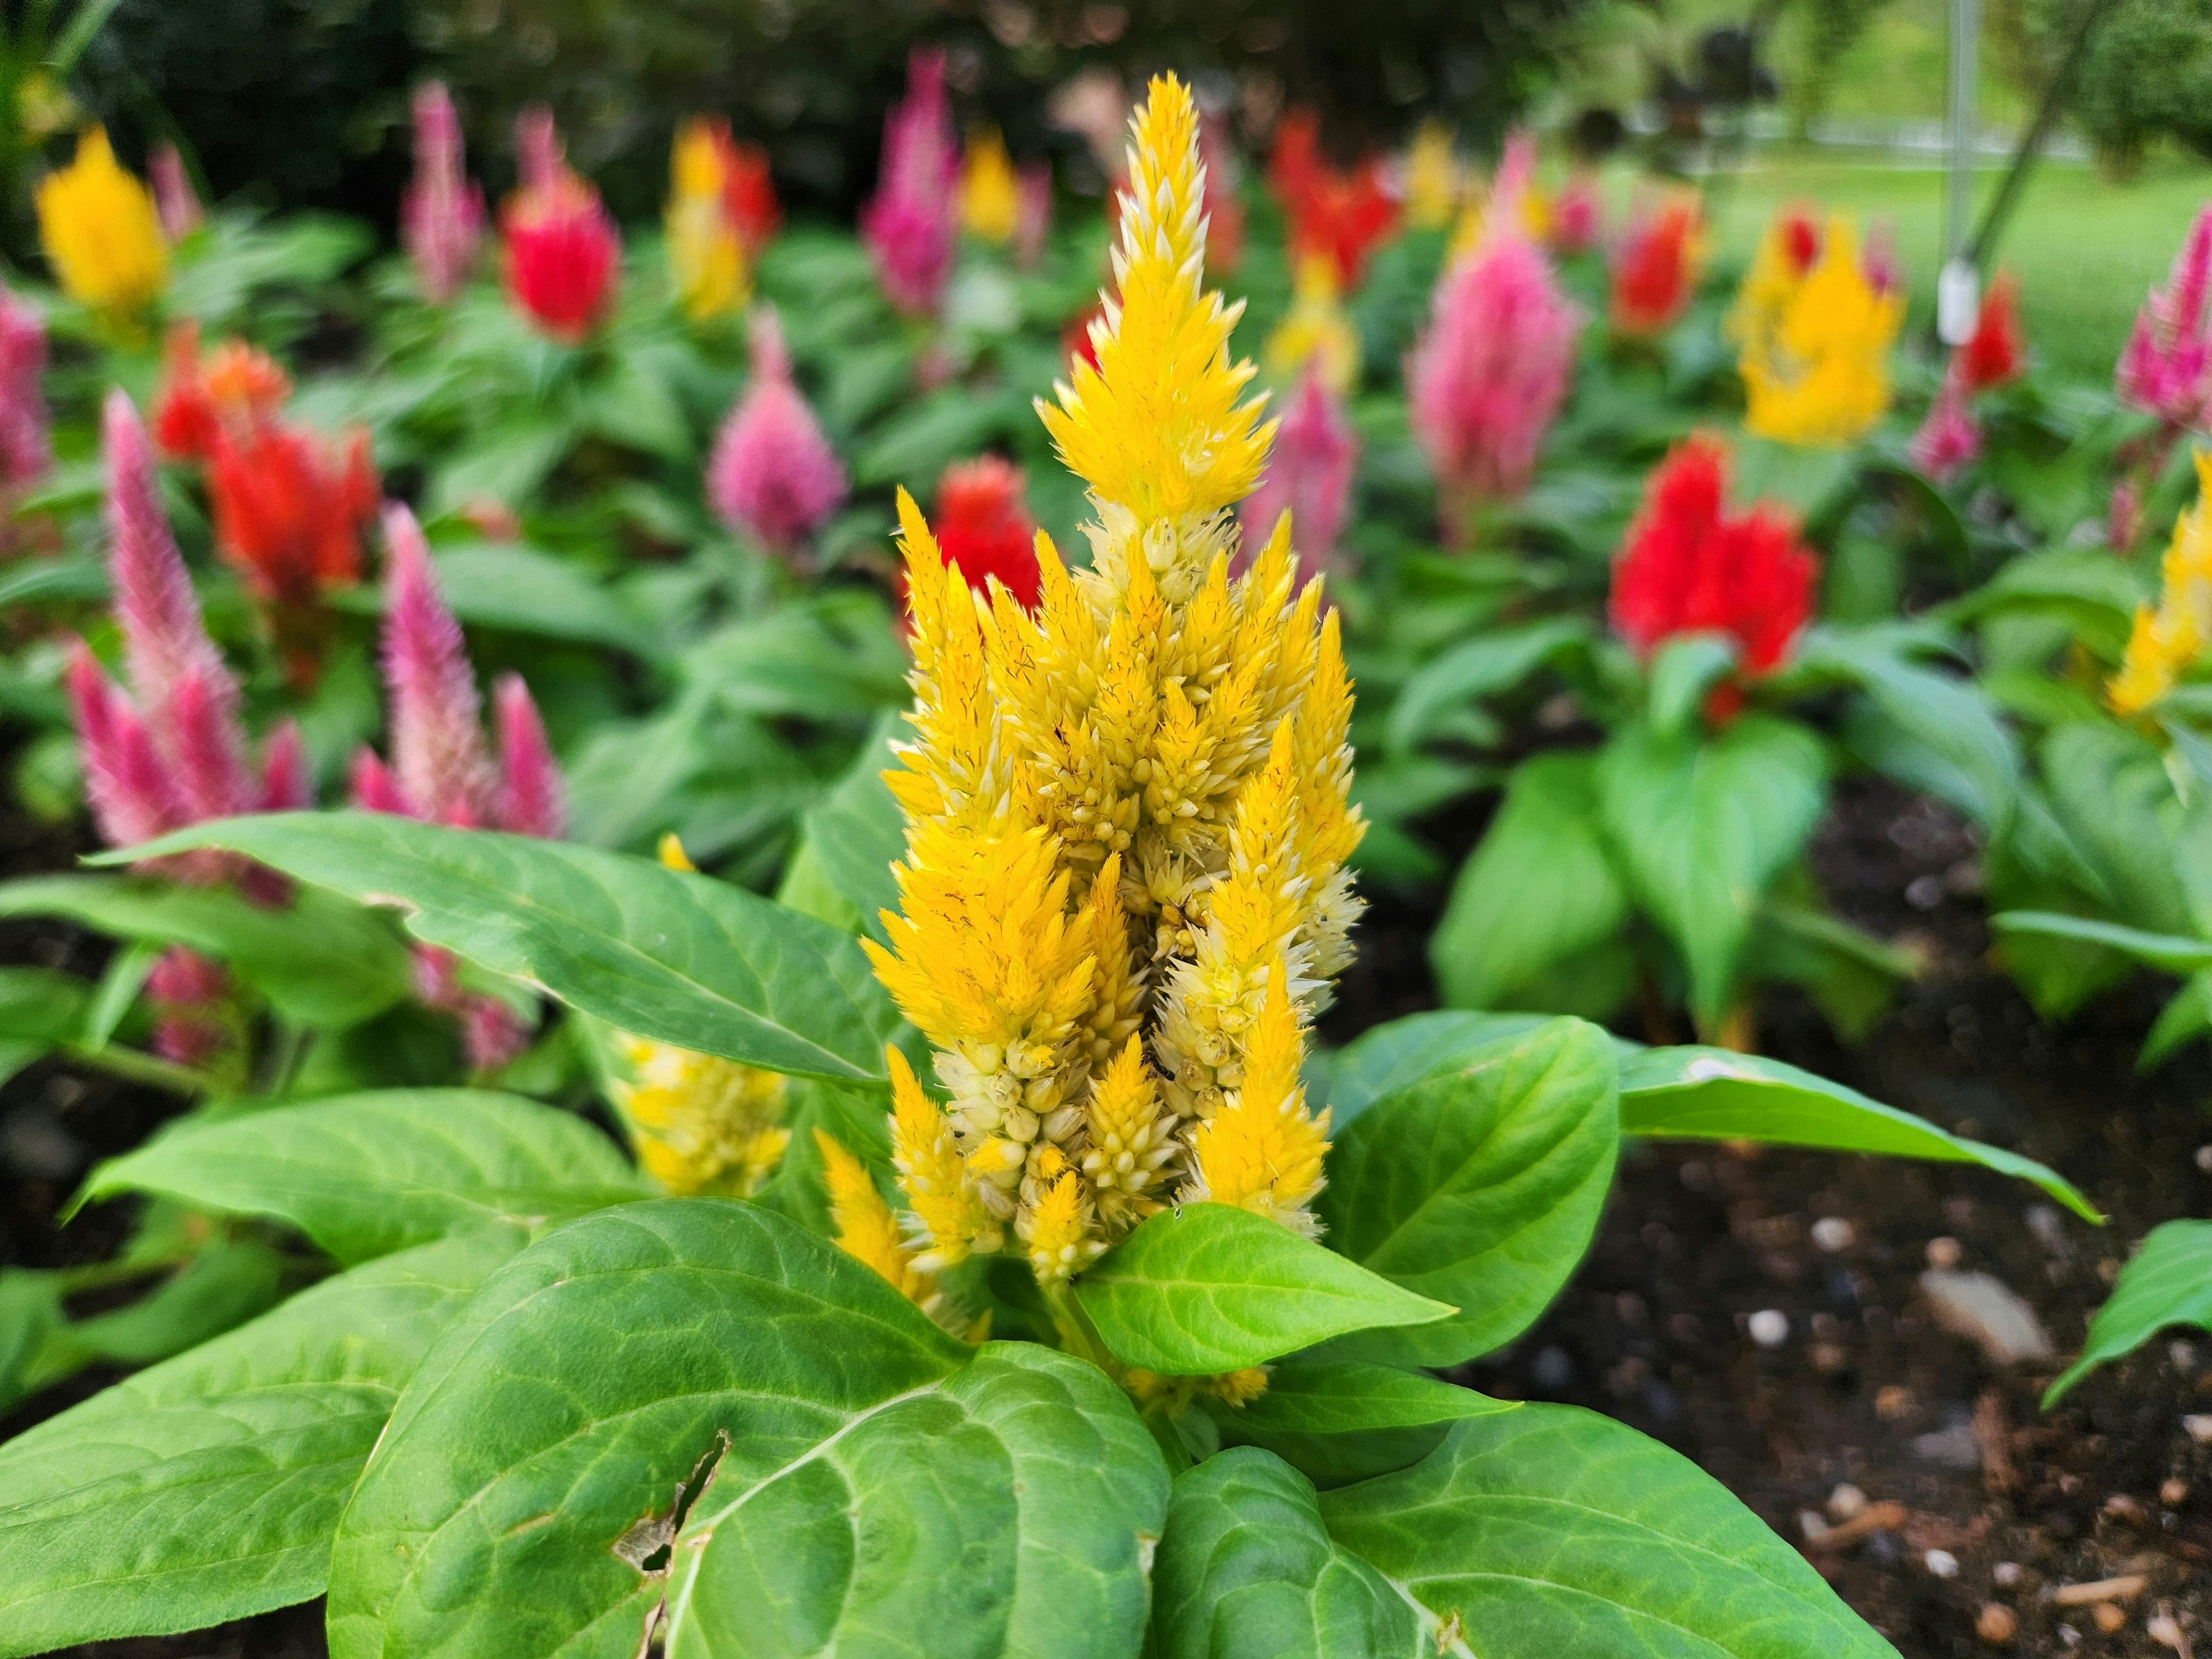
888,1044 -> 1001,1270
2109,449 -> 2212,715
961,127 -> 1021,245
1183,966 -> 1332,1236
815,1128 -> 940,1309
1017,1146 -> 1105,1283
1734,215 -> 1902,448
613,1037 -> 790,1198
1402,122 -> 1461,230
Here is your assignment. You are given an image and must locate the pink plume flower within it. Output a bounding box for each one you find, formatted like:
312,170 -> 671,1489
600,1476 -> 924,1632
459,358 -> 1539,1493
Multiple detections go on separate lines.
1241,369 -> 1359,582
68,646 -> 184,850
2117,204 -> 2212,430
707,307 -> 849,562
2109,476 -> 2142,552
0,282 -> 50,491
1407,229 -> 1581,536
861,48 -> 960,317
402,82 -> 486,304
516,106 -> 562,192
149,142 -> 203,243
1910,370 -> 1982,483
259,719 -> 310,812
1550,169 -> 1601,256
145,945 -> 229,1067
1014,160 -> 1053,270
492,673 -> 564,839
374,503 -> 496,826
106,390 -> 223,707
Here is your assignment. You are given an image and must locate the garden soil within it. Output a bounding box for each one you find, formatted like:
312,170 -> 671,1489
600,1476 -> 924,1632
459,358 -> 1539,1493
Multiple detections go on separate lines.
6,776 -> 2209,1659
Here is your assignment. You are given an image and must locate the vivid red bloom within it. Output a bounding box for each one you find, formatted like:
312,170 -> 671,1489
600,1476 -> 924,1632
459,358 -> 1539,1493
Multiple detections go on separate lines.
1063,296 -> 1105,373
1779,210 -> 1821,278
502,113 -> 619,344
721,138 -> 781,257
1959,272 -> 2025,393
1610,434 -> 1819,696
153,324 -> 289,461
1267,108 -> 1398,291
1609,192 -> 1702,338
207,423 -> 378,609
931,456 -> 1039,609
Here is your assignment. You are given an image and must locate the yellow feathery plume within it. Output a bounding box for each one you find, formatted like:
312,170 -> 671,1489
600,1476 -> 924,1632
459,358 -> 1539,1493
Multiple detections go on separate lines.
873,74 -> 1360,1284
1037,75 -> 1272,528
1185,965 -> 1331,1236
1403,122 -> 1461,230
1735,214 -> 1902,448
1208,1367 -> 1271,1407
657,832 -> 698,872
612,1037 -> 790,1198
815,1128 -> 940,1307
1120,1365 -> 1272,1412
37,127 -> 167,315
2109,450 -> 2212,716
666,119 -> 749,321
1264,253 -> 1361,393
961,127 -> 1021,244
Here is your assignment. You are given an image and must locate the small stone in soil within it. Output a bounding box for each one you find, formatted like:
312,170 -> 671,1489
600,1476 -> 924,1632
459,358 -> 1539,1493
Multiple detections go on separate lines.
2025,1205 -> 2068,1254
1530,1347 -> 1573,1391
2103,1493 -> 2149,1525
2058,1625 -> 2080,1648
1828,1483 -> 1869,1521
2195,1144 -> 2212,1175
1921,1268 -> 2057,1365
2186,1414 -> 2212,1446
1907,874 -> 1945,910
2092,1603 -> 2126,1634
1993,1562 -> 2024,1587
1811,1217 -> 1855,1252
1927,1236 -> 1964,1268
1926,1548 -> 1961,1578
1864,1531 -> 1901,1566
1800,1510 -> 1831,1543
1876,1385 -> 1915,1420
1749,1309 -> 1789,1347
2161,1478 -> 2189,1508
1914,1416 -> 1984,1470
1976,1602 -> 2017,1646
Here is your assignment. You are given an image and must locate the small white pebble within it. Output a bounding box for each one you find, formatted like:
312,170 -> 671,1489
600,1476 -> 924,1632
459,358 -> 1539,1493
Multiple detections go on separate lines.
2184,1414 -> 2212,1446
1993,1561 -> 2024,1588
1925,1549 -> 1960,1579
1926,1236 -> 1963,1268
2195,1144 -> 2212,1174
2150,1612 -> 2187,1653
1828,1483 -> 1869,1521
2058,1624 -> 2080,1649
1812,1217 -> 1856,1253
1798,1510 -> 1831,1543
1749,1309 -> 1789,1348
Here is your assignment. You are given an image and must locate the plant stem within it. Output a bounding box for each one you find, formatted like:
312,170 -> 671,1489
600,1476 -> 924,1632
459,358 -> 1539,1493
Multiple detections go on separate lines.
62,1042 -> 217,1097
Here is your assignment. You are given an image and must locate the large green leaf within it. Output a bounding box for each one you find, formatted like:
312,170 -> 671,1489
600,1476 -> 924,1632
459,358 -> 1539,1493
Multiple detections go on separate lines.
0,874 -> 412,1029
1320,1408 -> 1899,1658
109,813 -> 903,1086
787,714 -> 905,942
84,1089 -> 650,1264
329,1200 -> 1166,1659
2040,722 -> 2189,935
1619,1046 -> 2097,1220
1803,631 -> 2020,831
1303,1010 -> 1559,1128
1430,755 -> 1629,1012
1382,618 -> 1587,755
2045,1220 -> 2212,1404
664,1342 -> 1165,1659
1597,715 -> 1830,1024
1075,1205 -> 1454,1375
1154,1449 -> 1421,1659
433,543 -> 664,660
1204,1357 -> 1516,1488
1317,1018 -> 1619,1368
0,1229 -> 524,1658
1990,911 -> 2212,974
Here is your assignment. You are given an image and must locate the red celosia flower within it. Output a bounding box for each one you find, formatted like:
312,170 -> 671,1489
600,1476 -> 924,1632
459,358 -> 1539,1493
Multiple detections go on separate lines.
502,111 -> 619,343
1267,108 -> 1398,291
153,324 -> 290,461
931,456 -> 1039,608
1610,434 -> 1819,700
721,139 -> 781,258
1959,272 -> 2025,393
1609,193 -> 1701,338
207,423 -> 378,609
1779,210 -> 1821,278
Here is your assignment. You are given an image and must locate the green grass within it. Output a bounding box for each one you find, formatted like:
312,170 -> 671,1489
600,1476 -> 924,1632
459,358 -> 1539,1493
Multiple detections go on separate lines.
1691,153 -> 2212,382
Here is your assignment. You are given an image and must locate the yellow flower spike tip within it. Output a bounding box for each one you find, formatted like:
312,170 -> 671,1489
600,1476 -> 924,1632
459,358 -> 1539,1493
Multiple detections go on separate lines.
611,1036 -> 791,1197
37,127 -> 168,315
2109,450 -> 2212,716
1402,121 -> 1461,230
1735,214 -> 1902,448
657,831 -> 698,872
666,119 -> 749,321
1263,253 -> 1360,393
814,1128 -> 942,1312
960,126 -> 1021,245
870,74 -> 1359,1285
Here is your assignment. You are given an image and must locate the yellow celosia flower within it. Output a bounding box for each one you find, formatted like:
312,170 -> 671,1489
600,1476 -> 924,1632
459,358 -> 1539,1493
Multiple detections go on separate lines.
1264,253 -> 1360,393
1126,1365 -> 1272,1409
815,1128 -> 939,1305
1733,214 -> 1902,448
1403,122 -> 1461,230
611,1036 -> 790,1196
961,126 -> 1021,245
866,75 -> 1359,1284
37,127 -> 168,315
666,119 -> 749,321
2109,449 -> 2212,715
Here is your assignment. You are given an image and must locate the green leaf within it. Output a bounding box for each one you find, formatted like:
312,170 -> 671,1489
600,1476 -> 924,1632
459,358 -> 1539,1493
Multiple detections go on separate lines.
1598,715 -> 1830,1025
431,543 -> 664,660
1077,1205 -> 1455,1375
1320,1407 -> 1899,1658
664,1342 -> 1164,1659
2040,722 -> 2190,935
1430,755 -> 1628,1011
84,1089 -> 649,1264
0,1229 -> 524,1658
1619,1045 -> 2098,1220
105,813 -> 903,1086
1990,911 -> 2212,974
1204,1357 -> 1517,1488
1304,1010 -> 1559,1128
44,1239 -> 291,1377
2044,1220 -> 2212,1405
1154,1449 -> 1421,1659
1383,619 -> 1586,755
1646,632 -> 1739,741
0,874 -> 412,1029
786,714 -> 905,942
329,1200 -> 1166,1659
0,966 -> 90,1046
1317,1018 -> 1619,1368
1805,631 -> 2020,831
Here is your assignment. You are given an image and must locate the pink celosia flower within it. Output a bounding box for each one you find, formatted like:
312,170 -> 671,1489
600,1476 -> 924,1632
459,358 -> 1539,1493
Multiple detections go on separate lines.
402,82 -> 486,304
706,306 -> 849,562
1407,220 -> 1581,536
2109,476 -> 2141,552
1014,160 -> 1053,270
144,945 -> 227,1067
1241,369 -> 1359,582
149,143 -> 202,244
1550,168 -> 1601,256
0,282 -> 51,492
861,48 -> 960,317
2116,205 -> 2212,430
350,504 -> 565,1070
1910,370 -> 1982,484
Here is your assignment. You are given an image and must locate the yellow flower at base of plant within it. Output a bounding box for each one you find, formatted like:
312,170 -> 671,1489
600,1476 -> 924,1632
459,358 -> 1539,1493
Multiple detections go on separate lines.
667,119 -> 749,321
1126,1365 -> 1272,1410
961,127 -> 1021,245
1734,214 -> 1902,448
2109,449 -> 2212,716
866,75 -> 1361,1285
612,1036 -> 790,1197
1264,253 -> 1360,393
1403,122 -> 1461,229
37,127 -> 168,315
